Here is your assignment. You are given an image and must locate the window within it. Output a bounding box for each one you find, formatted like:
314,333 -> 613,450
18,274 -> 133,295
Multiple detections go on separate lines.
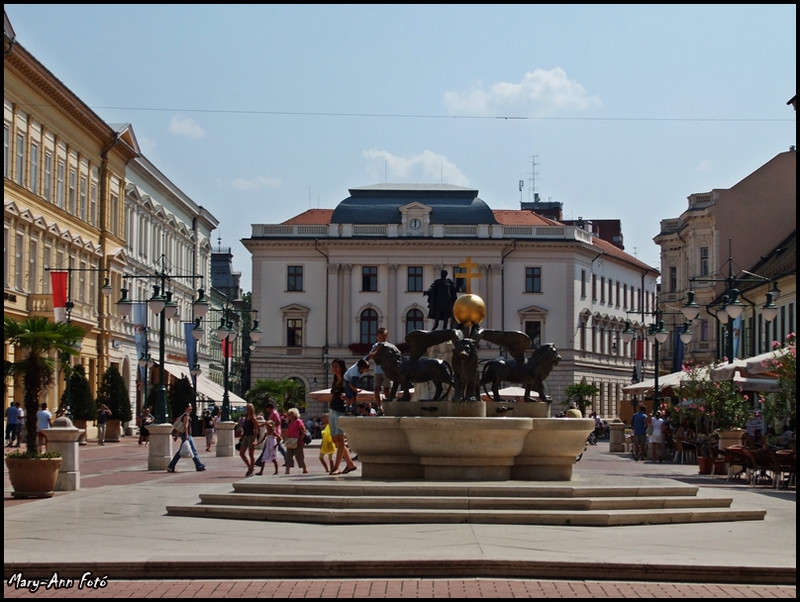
407,266 -> 423,292
700,247 -> 709,277
608,279 -> 614,305
615,281 -> 620,307
524,320 -> 541,347
362,266 -> 377,292
15,133 -> 26,186
28,239 -> 37,293
90,182 -> 97,225
287,319 -> 303,347
525,267 -> 542,293
79,175 -> 87,220
287,265 -> 303,291
110,193 -> 119,235
15,233 -> 23,289
3,124 -> 8,178
30,143 -> 39,195
405,308 -> 424,336
453,266 -> 466,292
57,160 -> 65,208
623,283 -> 628,310
44,151 -> 53,202
360,308 -> 378,345
669,266 -> 677,293
592,274 -> 597,301
68,168 -> 77,214
581,270 -> 586,298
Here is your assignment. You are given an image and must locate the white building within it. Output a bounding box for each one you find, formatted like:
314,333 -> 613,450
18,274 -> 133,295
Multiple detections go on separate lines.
244,184 -> 660,419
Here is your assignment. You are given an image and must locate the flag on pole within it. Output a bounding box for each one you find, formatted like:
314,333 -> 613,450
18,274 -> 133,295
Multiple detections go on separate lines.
222,338 -> 233,371
50,271 -> 68,322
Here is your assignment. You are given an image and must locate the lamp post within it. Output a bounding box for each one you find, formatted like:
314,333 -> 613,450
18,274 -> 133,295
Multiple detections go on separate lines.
115,255 -> 210,424
46,264 -> 112,418
682,240 -> 781,363
622,310 -> 693,413
208,303 -> 262,422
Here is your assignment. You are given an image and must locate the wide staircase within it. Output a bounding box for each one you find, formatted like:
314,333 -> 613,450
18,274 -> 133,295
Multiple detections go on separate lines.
166,477 -> 766,526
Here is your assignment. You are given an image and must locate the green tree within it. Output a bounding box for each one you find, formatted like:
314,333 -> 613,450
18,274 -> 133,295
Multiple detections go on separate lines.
246,378 -> 307,414
97,365 -> 132,423
564,381 -> 600,416
4,316 -> 84,454
63,364 -> 96,421
168,375 -> 196,423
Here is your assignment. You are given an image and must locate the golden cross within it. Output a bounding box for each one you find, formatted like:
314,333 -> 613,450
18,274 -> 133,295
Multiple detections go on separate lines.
456,257 -> 482,294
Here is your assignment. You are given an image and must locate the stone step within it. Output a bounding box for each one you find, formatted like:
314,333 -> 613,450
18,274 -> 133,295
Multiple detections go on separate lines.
165,478 -> 767,527
166,503 -> 766,526
196,492 -> 735,511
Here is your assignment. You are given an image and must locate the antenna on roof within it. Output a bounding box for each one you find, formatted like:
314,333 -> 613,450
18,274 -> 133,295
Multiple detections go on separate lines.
529,154 -> 538,203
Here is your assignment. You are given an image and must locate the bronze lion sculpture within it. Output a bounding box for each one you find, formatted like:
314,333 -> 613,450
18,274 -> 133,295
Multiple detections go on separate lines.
479,343 -> 561,403
372,342 -> 454,401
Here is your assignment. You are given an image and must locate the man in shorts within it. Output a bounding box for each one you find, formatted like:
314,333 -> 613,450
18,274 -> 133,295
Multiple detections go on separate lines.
631,405 -> 649,461
343,359 -> 370,415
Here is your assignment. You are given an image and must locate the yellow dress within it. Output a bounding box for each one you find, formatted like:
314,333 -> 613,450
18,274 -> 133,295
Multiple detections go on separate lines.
320,424 -> 337,454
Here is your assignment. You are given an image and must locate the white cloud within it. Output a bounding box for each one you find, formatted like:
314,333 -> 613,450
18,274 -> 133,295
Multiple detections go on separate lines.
231,175 -> 282,191
168,115 -> 206,140
443,68 -> 601,117
363,149 -> 470,186
696,158 -> 713,172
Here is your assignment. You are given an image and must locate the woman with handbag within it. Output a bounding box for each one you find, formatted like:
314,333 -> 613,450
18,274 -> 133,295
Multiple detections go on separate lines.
239,403 -> 260,477
283,407 -> 308,475
167,403 -> 206,473
328,359 -> 358,475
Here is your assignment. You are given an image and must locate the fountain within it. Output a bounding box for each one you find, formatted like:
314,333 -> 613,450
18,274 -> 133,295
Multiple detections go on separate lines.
339,294 -> 594,481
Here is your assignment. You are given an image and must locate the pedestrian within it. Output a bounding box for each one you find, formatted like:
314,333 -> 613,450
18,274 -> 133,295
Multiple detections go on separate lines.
366,327 -> 391,414
255,420 -> 280,475
138,406 -> 154,446
328,359 -> 358,476
318,414 -> 337,473
14,402 -> 24,447
97,403 -> 111,445
36,402 -> 53,450
202,409 -> 216,452
238,403 -> 259,477
167,403 -> 206,473
283,407 -> 308,475
5,401 -> 19,447
264,401 -> 286,460
631,405 -> 649,461
343,358 -> 370,414
565,401 -> 583,418
649,411 -> 666,463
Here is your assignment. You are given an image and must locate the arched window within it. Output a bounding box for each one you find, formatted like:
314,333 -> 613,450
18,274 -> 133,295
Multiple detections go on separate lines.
360,308 -> 378,345
405,308 -> 424,336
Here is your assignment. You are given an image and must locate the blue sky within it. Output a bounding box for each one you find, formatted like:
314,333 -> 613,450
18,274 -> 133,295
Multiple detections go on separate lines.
5,4 -> 796,293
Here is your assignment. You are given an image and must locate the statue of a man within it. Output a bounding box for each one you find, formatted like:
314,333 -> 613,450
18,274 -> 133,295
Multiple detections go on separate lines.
423,269 -> 458,330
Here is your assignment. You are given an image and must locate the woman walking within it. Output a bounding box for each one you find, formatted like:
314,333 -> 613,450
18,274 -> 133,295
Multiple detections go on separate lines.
238,403 -> 259,477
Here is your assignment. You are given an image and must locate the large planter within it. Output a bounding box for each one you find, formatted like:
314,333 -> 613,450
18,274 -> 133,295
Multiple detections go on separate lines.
5,456 -> 63,498
105,419 -> 122,442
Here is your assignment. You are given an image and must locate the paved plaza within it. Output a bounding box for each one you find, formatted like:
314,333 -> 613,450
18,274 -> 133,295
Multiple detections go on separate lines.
4,434 -> 796,598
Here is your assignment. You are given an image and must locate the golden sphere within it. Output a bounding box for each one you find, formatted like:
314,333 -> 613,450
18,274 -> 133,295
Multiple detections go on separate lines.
452,294 -> 486,327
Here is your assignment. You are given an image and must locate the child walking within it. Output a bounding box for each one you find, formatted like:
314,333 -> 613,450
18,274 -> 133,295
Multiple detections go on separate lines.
255,420 -> 280,475
319,414 -> 337,473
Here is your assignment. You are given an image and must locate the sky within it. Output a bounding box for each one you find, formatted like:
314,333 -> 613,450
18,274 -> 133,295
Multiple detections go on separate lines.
5,4 -> 796,293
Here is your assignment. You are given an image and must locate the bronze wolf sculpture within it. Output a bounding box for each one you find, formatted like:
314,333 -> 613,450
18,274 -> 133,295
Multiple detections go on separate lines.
480,343 -> 561,402
372,342 -> 455,401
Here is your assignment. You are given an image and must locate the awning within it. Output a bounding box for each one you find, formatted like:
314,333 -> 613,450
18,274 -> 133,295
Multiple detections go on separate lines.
162,363 -> 247,404
622,366 -> 710,395
733,373 -> 781,393
711,348 -> 790,380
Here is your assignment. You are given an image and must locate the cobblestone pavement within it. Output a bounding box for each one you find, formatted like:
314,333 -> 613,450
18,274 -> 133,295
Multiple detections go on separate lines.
4,434 -> 796,598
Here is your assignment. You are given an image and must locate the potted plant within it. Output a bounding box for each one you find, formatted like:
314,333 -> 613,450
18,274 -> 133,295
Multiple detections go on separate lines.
63,364 -> 96,445
4,316 -> 83,497
564,380 -> 600,417
96,365 -> 132,442
674,360 -> 751,474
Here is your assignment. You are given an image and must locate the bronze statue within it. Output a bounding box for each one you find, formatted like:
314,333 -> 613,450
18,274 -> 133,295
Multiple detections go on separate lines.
422,269 -> 458,330
371,342 -> 454,401
480,343 -> 562,403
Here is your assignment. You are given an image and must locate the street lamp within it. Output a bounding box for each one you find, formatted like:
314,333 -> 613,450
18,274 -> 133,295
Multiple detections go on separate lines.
204,302 -> 261,422
115,255 -> 210,424
622,310 -> 693,413
682,240 -> 781,363
46,264 -> 112,418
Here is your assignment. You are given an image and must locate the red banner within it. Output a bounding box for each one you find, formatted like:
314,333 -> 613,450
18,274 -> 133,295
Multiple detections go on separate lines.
50,271 -> 68,322
222,339 -> 233,359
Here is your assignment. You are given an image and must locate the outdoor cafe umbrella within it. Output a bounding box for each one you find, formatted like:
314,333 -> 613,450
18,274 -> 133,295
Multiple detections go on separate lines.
622,367 -> 707,395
